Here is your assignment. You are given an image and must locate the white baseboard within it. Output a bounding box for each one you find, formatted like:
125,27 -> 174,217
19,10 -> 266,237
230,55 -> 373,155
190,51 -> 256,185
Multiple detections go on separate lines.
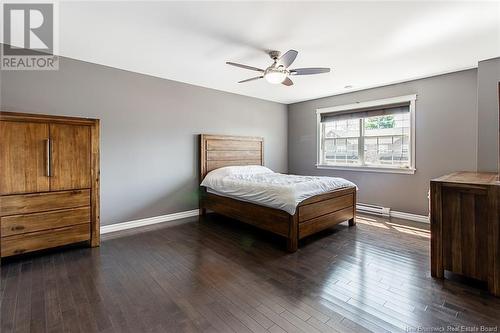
101,209 -> 200,234
356,203 -> 390,217
357,202 -> 429,223
389,210 -> 430,224
100,203 -> 429,235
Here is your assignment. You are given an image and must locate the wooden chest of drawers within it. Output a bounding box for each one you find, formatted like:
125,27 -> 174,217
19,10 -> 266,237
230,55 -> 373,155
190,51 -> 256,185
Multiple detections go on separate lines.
0,190 -> 91,256
430,172 -> 500,296
0,112 -> 100,257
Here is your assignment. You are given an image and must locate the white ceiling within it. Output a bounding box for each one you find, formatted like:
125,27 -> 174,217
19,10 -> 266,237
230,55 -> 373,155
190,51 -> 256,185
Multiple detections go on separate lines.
35,1 -> 500,103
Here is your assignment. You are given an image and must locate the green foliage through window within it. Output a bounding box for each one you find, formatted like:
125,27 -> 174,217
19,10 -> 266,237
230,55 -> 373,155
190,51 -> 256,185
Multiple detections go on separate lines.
365,116 -> 395,129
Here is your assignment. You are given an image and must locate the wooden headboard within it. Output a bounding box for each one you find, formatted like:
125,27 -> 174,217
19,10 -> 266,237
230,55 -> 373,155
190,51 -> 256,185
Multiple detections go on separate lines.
199,134 -> 264,181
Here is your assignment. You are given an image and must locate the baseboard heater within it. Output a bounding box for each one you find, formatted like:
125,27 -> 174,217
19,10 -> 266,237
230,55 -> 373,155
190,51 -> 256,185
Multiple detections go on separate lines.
356,203 -> 391,217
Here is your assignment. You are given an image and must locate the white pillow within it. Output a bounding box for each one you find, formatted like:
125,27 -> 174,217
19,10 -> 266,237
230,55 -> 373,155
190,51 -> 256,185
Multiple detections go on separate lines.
201,165 -> 273,187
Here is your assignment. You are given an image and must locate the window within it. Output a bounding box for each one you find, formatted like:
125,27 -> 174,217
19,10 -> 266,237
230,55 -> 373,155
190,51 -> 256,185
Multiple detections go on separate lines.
317,95 -> 416,174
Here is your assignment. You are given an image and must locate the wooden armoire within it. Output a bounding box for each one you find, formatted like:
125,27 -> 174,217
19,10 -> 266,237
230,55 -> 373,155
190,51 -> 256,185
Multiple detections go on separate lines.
0,112 -> 100,257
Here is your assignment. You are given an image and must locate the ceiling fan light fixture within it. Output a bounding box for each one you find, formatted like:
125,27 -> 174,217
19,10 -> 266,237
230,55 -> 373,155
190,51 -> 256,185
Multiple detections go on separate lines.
264,68 -> 287,84
227,49 -> 330,87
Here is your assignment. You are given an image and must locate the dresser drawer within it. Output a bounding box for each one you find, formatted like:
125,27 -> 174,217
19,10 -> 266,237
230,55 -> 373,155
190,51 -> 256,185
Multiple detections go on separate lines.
1,224 -> 90,257
0,189 -> 90,216
1,206 -> 90,237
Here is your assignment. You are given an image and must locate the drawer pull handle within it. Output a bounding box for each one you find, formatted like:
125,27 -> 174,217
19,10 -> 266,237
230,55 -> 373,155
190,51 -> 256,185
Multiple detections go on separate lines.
46,138 -> 52,177
12,226 -> 25,231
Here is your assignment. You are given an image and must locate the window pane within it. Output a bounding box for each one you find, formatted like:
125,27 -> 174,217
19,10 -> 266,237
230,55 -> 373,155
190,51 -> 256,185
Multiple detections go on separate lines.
322,119 -> 360,165
365,113 -> 410,137
324,118 -> 360,138
362,113 -> 410,167
364,137 -> 378,165
324,137 -> 359,165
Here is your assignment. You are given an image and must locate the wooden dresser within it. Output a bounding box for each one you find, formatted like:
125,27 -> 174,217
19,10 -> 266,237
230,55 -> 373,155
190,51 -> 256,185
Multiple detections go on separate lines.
430,172 -> 500,296
0,112 -> 100,257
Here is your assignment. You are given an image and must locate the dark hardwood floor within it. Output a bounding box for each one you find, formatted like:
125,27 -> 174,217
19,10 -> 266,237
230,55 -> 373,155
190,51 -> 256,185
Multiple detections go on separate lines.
2,213 -> 500,333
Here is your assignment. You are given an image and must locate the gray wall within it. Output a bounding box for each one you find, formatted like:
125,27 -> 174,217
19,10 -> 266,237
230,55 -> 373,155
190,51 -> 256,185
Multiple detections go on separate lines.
1,57 -> 288,225
288,69 -> 479,216
2,55 -> 495,220
477,57 -> 500,172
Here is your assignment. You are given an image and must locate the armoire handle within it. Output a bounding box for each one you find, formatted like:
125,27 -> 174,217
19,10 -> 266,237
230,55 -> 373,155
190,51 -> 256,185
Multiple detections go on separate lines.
46,138 -> 51,177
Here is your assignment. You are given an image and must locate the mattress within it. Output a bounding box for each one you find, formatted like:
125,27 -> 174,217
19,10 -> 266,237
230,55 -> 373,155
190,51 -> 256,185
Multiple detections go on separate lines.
201,166 -> 356,214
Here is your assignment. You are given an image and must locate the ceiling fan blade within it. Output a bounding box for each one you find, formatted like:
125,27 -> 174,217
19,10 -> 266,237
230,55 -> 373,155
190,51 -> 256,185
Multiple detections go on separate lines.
290,67 -> 331,75
278,50 -> 298,68
282,77 -> 293,86
226,62 -> 264,72
238,76 -> 263,83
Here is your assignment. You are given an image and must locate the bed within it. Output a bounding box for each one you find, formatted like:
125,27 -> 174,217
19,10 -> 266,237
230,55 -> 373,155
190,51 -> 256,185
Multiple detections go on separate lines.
199,134 -> 357,252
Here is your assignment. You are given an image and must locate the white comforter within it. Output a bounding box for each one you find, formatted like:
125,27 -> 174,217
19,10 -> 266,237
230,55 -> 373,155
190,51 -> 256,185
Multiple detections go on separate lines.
201,167 -> 356,214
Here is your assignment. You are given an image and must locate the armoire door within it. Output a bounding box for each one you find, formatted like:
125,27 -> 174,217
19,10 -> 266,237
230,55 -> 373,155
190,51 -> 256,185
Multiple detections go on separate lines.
49,124 -> 91,191
0,121 -> 50,195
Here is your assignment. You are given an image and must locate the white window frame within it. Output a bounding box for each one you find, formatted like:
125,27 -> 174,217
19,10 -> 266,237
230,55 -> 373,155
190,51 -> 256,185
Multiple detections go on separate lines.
316,94 -> 417,174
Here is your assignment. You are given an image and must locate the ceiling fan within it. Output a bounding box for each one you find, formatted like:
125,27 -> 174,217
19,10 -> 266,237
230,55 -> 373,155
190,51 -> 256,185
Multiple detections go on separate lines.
226,50 -> 330,86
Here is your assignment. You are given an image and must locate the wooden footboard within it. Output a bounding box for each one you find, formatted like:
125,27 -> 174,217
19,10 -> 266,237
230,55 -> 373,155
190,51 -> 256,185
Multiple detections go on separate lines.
297,187 -> 356,239
286,186 -> 356,252
199,186 -> 356,252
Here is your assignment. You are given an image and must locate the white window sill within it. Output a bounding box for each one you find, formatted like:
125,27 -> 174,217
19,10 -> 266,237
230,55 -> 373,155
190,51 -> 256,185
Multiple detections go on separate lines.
316,164 -> 416,175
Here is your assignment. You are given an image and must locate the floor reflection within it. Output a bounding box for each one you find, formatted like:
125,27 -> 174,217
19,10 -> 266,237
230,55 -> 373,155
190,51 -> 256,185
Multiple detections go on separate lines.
356,214 -> 430,238
2,212 -> 499,333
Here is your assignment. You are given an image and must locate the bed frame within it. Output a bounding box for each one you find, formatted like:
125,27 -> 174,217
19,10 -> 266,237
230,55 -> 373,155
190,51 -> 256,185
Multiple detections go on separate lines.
199,134 -> 356,252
